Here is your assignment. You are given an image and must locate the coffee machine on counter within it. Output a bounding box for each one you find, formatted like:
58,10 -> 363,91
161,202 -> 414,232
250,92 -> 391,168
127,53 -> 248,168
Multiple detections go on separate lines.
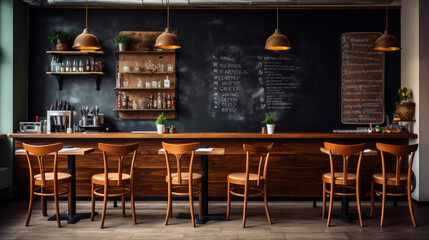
79,106 -> 104,132
47,110 -> 77,134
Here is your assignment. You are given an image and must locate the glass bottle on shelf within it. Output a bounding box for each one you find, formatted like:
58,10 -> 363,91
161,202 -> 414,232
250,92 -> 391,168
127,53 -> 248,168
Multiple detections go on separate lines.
72,59 -> 78,72
65,58 -> 71,72
134,62 -> 140,72
145,79 -> 151,88
123,78 -> 129,87
164,76 -> 170,88
78,59 -> 84,72
138,99 -> 143,109
85,58 -> 90,72
167,94 -> 172,109
137,79 -> 143,88
117,94 -> 122,109
56,56 -> 61,72
61,59 -> 66,72
152,79 -> 157,88
158,56 -> 164,72
121,92 -> 127,109
123,61 -> 130,72
132,100 -> 138,110
167,63 -> 174,72
162,93 -> 166,109
145,59 -> 155,72
158,80 -> 162,88
157,93 -> 161,109
153,94 -> 157,109
51,56 -> 56,72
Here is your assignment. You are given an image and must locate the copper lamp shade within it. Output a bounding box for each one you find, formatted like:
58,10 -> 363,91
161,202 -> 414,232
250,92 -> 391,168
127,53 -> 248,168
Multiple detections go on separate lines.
374,30 -> 401,51
265,29 -> 291,50
155,28 -> 181,50
72,28 -> 101,50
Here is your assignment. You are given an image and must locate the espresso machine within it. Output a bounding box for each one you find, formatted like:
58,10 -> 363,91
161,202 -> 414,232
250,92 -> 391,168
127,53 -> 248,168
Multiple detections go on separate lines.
47,110 -> 77,134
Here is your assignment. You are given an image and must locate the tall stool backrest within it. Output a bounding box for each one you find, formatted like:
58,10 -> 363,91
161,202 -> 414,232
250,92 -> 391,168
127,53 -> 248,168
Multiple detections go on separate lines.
23,143 -> 63,187
98,142 -> 140,186
243,143 -> 274,187
324,142 -> 367,185
162,142 -> 200,185
376,143 -> 418,186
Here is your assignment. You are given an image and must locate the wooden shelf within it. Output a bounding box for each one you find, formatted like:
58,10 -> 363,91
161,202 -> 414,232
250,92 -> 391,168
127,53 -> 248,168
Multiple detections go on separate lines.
114,50 -> 174,54
46,51 -> 105,55
115,87 -> 175,90
46,72 -> 105,90
47,72 -> 105,75
114,109 -> 175,111
120,71 -> 175,74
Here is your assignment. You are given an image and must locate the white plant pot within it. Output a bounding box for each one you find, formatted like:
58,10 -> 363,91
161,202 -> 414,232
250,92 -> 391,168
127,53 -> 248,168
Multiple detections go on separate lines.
156,124 -> 165,134
266,124 -> 275,134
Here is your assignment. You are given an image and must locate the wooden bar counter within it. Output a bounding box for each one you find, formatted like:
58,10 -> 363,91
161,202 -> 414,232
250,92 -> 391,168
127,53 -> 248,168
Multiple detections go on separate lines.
9,132 -> 417,199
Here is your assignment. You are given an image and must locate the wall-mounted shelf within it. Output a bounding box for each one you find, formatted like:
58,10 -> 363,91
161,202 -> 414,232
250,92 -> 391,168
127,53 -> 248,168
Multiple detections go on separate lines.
114,50 -> 174,54
114,109 -> 175,111
46,72 -> 105,90
47,51 -> 105,55
115,87 -> 175,90
119,72 -> 175,75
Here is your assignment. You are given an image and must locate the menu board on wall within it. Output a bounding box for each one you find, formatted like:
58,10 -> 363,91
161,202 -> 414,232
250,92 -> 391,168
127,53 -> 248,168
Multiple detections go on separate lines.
341,32 -> 385,124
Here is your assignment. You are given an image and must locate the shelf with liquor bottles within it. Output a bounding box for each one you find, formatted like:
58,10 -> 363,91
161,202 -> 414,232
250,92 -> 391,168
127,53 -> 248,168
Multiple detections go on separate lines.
114,32 -> 177,120
46,51 -> 106,90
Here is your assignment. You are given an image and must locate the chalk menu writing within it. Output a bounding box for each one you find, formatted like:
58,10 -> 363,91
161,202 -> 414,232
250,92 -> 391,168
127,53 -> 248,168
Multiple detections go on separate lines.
211,55 -> 248,113
257,56 -> 300,110
341,32 -> 385,124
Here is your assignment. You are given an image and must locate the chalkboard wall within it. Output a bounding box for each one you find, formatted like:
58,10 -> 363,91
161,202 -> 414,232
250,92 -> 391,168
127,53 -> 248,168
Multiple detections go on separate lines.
28,8 -> 400,132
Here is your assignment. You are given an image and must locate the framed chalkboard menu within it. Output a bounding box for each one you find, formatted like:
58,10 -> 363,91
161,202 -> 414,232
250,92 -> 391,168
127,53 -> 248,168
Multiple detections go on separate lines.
341,32 -> 385,124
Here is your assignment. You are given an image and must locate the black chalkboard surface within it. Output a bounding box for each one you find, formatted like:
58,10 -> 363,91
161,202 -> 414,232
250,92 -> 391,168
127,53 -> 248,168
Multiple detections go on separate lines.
28,8 -> 401,132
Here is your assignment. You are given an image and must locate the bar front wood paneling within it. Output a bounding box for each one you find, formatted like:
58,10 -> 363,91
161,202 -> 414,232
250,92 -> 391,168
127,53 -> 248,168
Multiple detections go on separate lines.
10,132 -> 416,198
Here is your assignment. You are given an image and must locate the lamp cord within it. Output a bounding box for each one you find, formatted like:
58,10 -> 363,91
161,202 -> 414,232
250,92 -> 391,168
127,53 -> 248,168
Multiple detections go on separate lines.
276,0 -> 279,30
385,0 -> 388,31
86,0 -> 88,29
167,0 -> 170,29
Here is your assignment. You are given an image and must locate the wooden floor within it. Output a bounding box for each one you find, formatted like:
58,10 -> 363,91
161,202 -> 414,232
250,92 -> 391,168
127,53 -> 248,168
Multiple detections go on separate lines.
0,199 -> 428,239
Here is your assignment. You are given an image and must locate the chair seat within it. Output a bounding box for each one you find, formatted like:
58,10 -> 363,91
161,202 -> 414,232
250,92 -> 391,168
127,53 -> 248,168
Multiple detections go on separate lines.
372,173 -> 407,185
227,173 -> 263,185
34,172 -> 72,185
166,173 -> 202,185
322,172 -> 356,185
91,173 -> 131,185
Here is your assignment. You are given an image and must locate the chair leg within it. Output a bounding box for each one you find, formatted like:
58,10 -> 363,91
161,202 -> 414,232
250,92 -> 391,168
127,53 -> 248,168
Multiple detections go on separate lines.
226,182 -> 231,221
370,180 -> 374,218
25,189 -> 34,226
327,183 -> 334,227
263,182 -> 272,224
131,181 -> 136,225
100,185 -> 108,229
242,185 -> 248,228
380,183 -> 386,227
164,183 -> 172,225
91,182 -> 95,221
407,181 -> 417,227
199,182 -> 202,220
54,189 -> 61,228
356,182 -> 363,228
41,187 -> 47,217
121,188 -> 126,217
68,182 -> 73,217
322,181 -> 326,219
189,183 -> 196,227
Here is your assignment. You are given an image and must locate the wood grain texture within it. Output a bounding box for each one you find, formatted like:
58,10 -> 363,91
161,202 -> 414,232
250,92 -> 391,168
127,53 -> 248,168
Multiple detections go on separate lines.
11,136 -> 411,198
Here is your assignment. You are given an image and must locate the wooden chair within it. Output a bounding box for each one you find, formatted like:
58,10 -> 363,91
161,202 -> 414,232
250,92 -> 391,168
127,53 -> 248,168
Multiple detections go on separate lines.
162,142 -> 202,227
322,142 -> 366,227
23,143 -> 72,228
226,143 -> 274,228
370,143 -> 418,227
91,142 -> 140,228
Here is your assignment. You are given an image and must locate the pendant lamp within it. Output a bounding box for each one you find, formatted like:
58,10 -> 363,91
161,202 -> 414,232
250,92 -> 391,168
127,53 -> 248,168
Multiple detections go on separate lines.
73,0 -> 101,50
155,0 -> 181,50
374,0 -> 400,51
265,0 -> 291,51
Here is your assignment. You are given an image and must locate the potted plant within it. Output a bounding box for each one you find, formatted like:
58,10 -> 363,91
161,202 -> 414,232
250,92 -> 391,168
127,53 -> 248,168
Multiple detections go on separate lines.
155,112 -> 167,134
261,113 -> 276,134
114,34 -> 134,51
48,31 -> 75,51
395,87 -> 415,121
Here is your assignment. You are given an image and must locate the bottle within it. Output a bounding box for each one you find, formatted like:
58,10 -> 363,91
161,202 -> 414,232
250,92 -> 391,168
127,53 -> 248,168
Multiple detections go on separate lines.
157,93 -> 161,109
56,56 -> 61,72
162,93 -> 166,109
51,56 -> 56,72
138,99 -> 143,109
117,94 -> 122,109
78,59 -> 84,72
65,58 -> 71,72
85,58 -> 90,72
152,80 -> 157,88
121,92 -> 127,109
167,94 -> 172,109
137,79 -> 143,88
123,61 -> 130,73
72,59 -> 78,72
145,60 -> 154,72
172,97 -> 176,109
164,76 -> 170,88
134,62 -> 140,72
153,95 -> 157,109
146,96 -> 150,109
167,63 -> 174,72
158,56 -> 164,72
61,59 -> 66,72
158,80 -> 162,88
132,100 -> 138,109
90,57 -> 95,72
123,78 -> 129,87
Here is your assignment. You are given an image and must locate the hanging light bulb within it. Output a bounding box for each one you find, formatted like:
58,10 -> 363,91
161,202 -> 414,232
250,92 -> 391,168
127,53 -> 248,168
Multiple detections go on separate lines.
374,0 -> 401,51
265,0 -> 291,50
155,0 -> 181,50
73,0 -> 101,50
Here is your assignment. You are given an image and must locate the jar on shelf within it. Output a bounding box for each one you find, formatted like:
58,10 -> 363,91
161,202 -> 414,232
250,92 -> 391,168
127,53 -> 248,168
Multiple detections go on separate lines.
137,79 -> 143,88
123,61 -> 130,72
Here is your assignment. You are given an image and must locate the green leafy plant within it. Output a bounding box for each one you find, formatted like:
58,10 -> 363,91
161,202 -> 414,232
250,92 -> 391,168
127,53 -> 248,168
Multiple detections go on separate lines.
261,113 -> 275,124
48,31 -> 75,44
155,112 -> 168,125
397,87 -> 412,104
114,34 -> 134,45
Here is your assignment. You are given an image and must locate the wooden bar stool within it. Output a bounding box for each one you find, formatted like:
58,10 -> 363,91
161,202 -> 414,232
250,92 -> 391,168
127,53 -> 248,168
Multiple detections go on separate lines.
23,143 -> 72,228
370,143 -> 418,227
91,142 -> 140,228
322,142 -> 366,227
226,143 -> 274,228
162,142 -> 202,227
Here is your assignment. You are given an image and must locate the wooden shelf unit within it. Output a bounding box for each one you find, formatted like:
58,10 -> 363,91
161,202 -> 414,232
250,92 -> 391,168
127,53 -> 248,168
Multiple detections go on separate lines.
114,31 -> 177,120
46,51 -> 106,90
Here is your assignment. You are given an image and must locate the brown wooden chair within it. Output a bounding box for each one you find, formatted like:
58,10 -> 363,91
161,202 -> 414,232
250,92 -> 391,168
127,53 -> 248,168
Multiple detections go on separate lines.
370,143 -> 418,227
162,142 -> 202,227
91,142 -> 140,228
23,143 -> 72,228
226,143 -> 274,228
322,142 -> 366,227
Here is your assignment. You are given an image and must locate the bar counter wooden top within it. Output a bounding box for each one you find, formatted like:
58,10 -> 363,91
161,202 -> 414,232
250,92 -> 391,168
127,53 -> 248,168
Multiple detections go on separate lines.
8,132 -> 418,139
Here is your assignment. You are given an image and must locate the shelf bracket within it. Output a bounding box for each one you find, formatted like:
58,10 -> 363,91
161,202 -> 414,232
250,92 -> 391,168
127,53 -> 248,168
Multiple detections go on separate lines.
93,75 -> 100,90
114,110 -> 119,120
54,75 -> 63,91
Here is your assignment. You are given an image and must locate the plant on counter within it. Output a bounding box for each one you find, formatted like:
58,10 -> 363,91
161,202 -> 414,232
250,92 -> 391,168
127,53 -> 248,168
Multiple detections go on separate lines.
48,31 -> 75,51
114,34 -> 134,51
261,113 -> 276,134
155,112 -> 168,134
395,87 -> 415,121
